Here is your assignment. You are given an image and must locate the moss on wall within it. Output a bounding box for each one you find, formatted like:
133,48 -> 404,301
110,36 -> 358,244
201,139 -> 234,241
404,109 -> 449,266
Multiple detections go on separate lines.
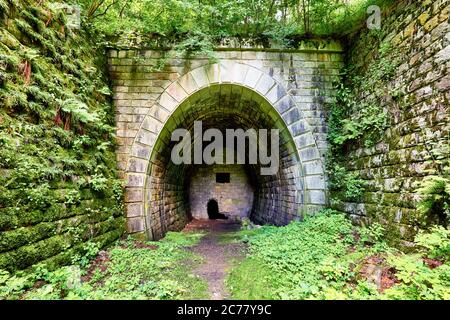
329,0 -> 449,245
0,0 -> 125,271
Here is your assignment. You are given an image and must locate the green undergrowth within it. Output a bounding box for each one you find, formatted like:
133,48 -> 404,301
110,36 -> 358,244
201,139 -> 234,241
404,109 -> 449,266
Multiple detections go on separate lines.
326,39 -> 398,205
227,210 -> 450,300
1,212 -> 449,300
80,0 -> 395,52
216,228 -> 262,245
0,231 -> 208,300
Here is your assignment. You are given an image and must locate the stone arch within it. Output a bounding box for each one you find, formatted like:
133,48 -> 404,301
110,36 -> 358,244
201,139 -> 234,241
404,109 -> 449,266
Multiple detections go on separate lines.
125,61 -> 327,239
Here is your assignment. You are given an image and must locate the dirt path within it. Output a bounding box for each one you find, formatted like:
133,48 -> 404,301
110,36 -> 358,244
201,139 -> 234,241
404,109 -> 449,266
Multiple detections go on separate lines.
183,219 -> 246,300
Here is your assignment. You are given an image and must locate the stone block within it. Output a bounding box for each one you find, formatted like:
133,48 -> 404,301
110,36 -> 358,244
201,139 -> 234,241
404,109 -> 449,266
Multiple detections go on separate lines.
126,173 -> 146,187
127,217 -> 145,233
243,68 -> 263,88
294,133 -> 315,149
282,108 -> 301,125
299,147 -> 320,162
289,120 -> 309,137
305,175 -> 326,190
303,160 -> 324,175
149,105 -> 170,122
135,130 -> 156,146
255,74 -> 276,95
159,92 -> 179,112
178,73 -> 199,95
130,143 -> 151,160
126,202 -> 144,217
205,64 -> 220,84
127,158 -> 148,173
142,116 -> 164,134
436,75 -> 450,91
275,96 -> 295,114
191,67 -> 209,88
307,190 -> 326,205
230,63 -> 249,84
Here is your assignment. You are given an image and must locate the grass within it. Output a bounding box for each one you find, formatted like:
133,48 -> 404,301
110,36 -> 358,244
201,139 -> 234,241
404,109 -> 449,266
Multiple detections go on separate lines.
226,257 -> 276,300
216,228 -> 262,245
226,211 -> 450,300
0,231 -> 209,300
1,210 -> 449,300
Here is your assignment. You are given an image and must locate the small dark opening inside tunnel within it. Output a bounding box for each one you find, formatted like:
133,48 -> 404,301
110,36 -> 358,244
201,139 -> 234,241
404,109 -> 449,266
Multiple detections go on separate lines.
207,199 -> 228,220
216,172 -> 230,184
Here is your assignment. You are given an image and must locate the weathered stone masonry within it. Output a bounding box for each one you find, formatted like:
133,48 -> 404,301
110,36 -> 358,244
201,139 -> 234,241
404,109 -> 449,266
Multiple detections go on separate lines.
189,164 -> 254,220
333,0 -> 449,241
2,0 -> 447,272
108,42 -> 345,239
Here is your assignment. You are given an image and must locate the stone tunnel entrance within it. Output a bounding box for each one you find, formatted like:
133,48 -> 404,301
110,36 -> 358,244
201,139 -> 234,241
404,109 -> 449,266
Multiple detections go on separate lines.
146,85 -> 302,239
108,48 -> 343,240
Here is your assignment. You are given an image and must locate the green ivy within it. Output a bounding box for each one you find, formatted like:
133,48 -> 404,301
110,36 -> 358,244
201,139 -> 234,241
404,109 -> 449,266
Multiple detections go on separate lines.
327,163 -> 366,201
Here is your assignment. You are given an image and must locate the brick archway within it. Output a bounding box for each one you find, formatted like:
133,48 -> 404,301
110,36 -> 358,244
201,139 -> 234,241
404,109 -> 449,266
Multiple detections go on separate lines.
122,61 -> 328,239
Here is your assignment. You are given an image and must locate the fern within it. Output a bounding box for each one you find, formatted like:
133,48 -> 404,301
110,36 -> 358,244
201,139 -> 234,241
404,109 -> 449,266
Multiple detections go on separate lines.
417,142 -> 450,225
0,0 -> 8,13
415,226 -> 450,260
417,176 -> 450,224
61,98 -> 99,124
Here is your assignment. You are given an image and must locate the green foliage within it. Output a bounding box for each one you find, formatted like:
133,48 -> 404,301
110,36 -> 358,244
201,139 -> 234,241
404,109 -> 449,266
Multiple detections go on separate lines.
226,257 -> 276,300
71,241 -> 101,268
417,177 -> 450,224
382,226 -> 450,300
359,222 -> 386,248
325,38 -> 400,204
228,210 -> 356,299
76,0 -> 394,53
61,98 -> 99,125
384,254 -> 450,300
1,215 -> 449,300
417,143 -> 450,225
227,210 -> 450,300
328,163 -> 365,201
415,226 -> 450,260
327,39 -> 397,152
0,269 -> 31,299
0,232 -> 208,300
0,0 -> 124,271
327,79 -> 389,151
89,174 -> 109,193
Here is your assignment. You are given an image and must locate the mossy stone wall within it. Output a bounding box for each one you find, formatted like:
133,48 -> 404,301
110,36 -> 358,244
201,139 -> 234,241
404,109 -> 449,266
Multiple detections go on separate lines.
0,1 -> 125,271
332,0 -> 449,243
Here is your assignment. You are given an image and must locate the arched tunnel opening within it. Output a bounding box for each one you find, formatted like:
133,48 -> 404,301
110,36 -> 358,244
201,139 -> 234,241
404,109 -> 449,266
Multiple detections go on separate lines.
145,84 -> 303,240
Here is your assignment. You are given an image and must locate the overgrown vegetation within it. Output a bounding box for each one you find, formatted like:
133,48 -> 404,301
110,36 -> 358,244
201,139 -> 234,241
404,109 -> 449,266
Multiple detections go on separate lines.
416,141 -> 450,227
326,35 -> 398,204
0,0 -> 448,299
73,0 -> 395,52
0,231 -> 208,299
0,0 -> 124,271
227,210 -> 450,300
1,212 -> 448,300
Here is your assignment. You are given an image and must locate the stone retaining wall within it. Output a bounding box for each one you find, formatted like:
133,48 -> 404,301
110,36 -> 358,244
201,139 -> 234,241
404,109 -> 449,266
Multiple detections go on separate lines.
333,0 -> 449,241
